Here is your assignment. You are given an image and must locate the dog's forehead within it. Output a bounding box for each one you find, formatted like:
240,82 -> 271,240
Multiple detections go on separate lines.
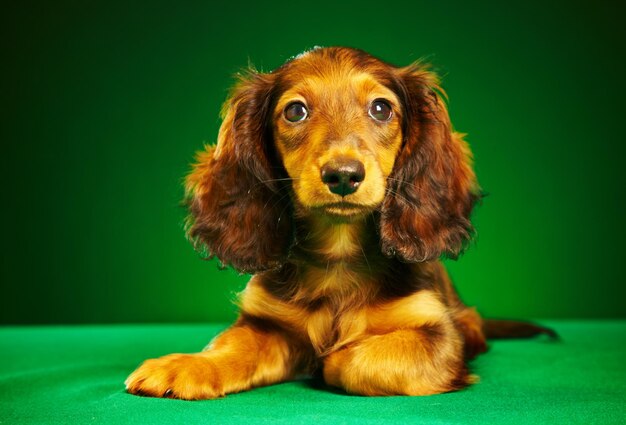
278,48 -> 386,82
285,71 -> 386,98
274,50 -> 398,105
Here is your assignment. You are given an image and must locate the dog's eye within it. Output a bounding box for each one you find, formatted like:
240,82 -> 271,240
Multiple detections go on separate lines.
368,99 -> 392,122
284,102 -> 308,122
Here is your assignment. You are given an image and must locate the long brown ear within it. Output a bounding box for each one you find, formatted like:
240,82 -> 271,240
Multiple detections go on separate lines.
184,71 -> 293,273
380,64 -> 480,262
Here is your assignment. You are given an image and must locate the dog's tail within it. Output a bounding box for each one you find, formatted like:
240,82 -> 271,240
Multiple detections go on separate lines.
483,319 -> 559,340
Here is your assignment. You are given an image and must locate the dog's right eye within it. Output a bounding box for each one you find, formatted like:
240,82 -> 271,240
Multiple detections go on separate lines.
284,102 -> 308,122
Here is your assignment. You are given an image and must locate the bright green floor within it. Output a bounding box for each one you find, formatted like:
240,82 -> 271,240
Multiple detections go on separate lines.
1,321 -> 624,424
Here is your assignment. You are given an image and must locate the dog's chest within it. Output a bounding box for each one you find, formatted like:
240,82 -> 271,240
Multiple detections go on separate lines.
305,295 -> 367,356
298,263 -> 375,355
301,262 -> 363,299
295,224 -> 378,355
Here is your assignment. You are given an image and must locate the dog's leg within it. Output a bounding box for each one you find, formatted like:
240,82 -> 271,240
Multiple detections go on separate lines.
434,264 -> 488,359
453,306 -> 488,359
322,324 -> 471,396
125,319 -> 294,400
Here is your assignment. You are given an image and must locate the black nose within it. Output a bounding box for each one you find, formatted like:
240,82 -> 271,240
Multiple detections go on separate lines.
320,159 -> 366,197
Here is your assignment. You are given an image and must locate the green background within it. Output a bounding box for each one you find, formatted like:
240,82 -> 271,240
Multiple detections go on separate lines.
2,0 -> 625,324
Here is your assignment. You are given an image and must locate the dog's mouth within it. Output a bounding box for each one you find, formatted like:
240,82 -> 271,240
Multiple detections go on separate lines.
316,201 -> 372,218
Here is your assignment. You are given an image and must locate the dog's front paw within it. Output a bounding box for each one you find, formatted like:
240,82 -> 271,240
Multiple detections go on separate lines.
125,353 -> 223,400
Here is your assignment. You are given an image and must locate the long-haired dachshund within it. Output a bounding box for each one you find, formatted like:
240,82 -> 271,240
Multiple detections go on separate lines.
126,47 -> 555,399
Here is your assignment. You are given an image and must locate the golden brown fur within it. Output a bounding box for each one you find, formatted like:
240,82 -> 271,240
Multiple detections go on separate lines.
126,47 -> 549,400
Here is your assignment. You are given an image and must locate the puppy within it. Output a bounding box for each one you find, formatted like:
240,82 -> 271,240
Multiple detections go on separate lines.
126,47 -> 554,399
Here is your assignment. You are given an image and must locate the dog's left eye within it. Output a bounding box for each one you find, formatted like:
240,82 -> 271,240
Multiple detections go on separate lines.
368,99 -> 392,122
284,102 -> 308,122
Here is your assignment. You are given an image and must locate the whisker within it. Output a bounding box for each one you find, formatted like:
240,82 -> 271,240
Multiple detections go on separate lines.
275,195 -> 295,227
260,177 -> 299,184
385,188 -> 420,209
355,236 -> 372,274
386,176 -> 424,192
262,188 -> 293,213
246,177 -> 299,195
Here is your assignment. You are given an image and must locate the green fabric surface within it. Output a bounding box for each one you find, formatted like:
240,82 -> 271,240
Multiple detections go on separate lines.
1,322 -> 624,424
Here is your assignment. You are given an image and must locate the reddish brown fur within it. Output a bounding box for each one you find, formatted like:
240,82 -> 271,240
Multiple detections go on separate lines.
126,47 -> 491,399
380,67 -> 479,262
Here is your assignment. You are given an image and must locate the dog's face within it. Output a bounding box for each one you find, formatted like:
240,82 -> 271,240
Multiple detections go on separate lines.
185,47 -> 479,272
272,54 -> 403,219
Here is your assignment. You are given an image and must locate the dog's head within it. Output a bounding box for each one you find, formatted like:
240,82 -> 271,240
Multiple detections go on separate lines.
186,47 -> 479,272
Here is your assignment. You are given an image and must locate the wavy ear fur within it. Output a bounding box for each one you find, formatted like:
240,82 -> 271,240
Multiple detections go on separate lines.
380,64 -> 480,262
185,71 -> 293,273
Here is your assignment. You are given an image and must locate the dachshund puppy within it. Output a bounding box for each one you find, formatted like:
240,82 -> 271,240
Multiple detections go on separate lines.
126,47 -> 553,399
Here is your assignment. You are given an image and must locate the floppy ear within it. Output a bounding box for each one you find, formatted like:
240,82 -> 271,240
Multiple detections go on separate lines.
185,71 -> 293,273
380,64 -> 480,262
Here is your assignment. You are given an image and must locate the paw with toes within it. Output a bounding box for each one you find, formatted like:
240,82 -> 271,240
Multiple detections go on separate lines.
125,353 -> 223,400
